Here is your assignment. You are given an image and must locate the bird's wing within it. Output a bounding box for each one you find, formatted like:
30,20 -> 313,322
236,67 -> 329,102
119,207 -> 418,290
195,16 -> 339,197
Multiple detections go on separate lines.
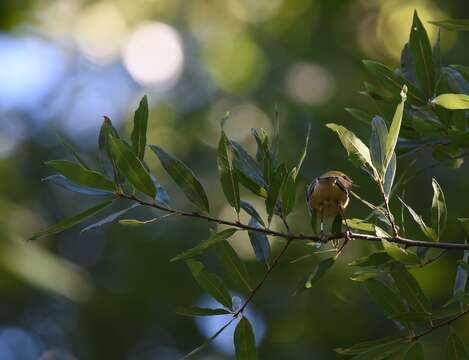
305,180 -> 317,216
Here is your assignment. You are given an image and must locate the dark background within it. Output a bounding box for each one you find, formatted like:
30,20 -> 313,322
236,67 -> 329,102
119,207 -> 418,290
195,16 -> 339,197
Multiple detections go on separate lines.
0,0 -> 469,359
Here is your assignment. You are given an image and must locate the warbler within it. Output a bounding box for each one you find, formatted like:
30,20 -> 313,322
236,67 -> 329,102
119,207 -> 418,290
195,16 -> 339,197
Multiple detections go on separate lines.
306,171 -> 353,235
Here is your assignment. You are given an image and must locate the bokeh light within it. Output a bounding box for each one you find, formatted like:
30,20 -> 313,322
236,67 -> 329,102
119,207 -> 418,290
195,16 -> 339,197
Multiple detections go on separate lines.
122,22 -> 184,89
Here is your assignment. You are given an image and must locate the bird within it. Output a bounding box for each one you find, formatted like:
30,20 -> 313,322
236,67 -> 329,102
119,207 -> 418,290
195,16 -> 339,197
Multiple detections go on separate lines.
306,171 -> 354,238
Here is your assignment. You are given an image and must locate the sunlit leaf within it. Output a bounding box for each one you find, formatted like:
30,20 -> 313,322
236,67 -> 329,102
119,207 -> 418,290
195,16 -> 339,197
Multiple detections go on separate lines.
349,251 -> 392,267
170,229 -> 237,262
98,116 -> 121,182
432,93 -> 469,109
383,152 -> 396,198
280,168 -> 296,218
404,342 -> 424,360
391,264 -> 431,313
43,175 -> 113,196
326,123 -> 377,177
240,200 -> 265,227
130,95 -> 149,160
247,218 -> 271,262
150,145 -> 209,212
345,219 -> 376,233
409,11 -> 435,97
218,131 -> 240,213
384,85 -> 407,172
216,241 -> 252,292
176,306 -> 231,317
46,160 -> 115,191
370,115 -> 388,177
109,136 -> 156,197
294,123 -> 311,180
381,239 -> 420,265
186,260 -> 232,310
30,199 -> 114,240
234,317 -> 258,360
431,178 -> 447,241
57,134 -> 90,169
81,203 -> 139,232
429,19 -> 469,31
118,213 -> 176,226
398,196 -> 437,241
446,330 -> 468,359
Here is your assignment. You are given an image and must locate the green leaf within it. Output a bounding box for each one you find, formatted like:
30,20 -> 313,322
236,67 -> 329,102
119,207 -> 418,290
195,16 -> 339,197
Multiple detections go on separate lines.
295,257 -> 335,295
345,219 -> 376,233
294,123 -> 311,180
81,203 -> 139,233
391,264 -> 431,313
43,175 -> 113,196
176,306 -> 231,317
170,229 -> 237,262
350,340 -> 405,359
247,218 -> 271,262
370,116 -> 388,176
234,317 -> 258,360
384,85 -> 407,172
216,240 -> 252,292
432,93 -> 469,109
431,178 -> 447,241
381,239 -> 420,265
326,123 -> 377,177
404,342 -> 424,360
56,134 -> 90,169
400,43 -> 417,84
186,260 -> 232,310
345,107 -> 374,125
30,199 -> 114,240
218,131 -> 240,213
383,152 -> 396,198
458,218 -> 469,236
118,213 -> 175,226
130,95 -> 149,160
446,330 -> 468,359
266,164 -> 287,223
109,136 -> 156,198
150,145 -> 210,212
98,116 -> 121,183
409,11 -> 435,97
349,251 -> 392,267
46,160 -> 115,191
364,279 -> 407,318
240,200 -> 265,227
429,19 -> 469,31
362,60 -> 426,105
280,168 -> 296,218
335,337 -> 402,355
399,196 -> 437,241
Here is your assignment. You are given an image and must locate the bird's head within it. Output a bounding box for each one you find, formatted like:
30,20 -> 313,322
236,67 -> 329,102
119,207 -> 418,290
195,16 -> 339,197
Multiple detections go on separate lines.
319,170 -> 354,190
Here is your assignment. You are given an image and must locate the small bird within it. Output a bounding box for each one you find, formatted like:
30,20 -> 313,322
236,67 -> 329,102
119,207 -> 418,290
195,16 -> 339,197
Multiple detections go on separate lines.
306,171 -> 354,236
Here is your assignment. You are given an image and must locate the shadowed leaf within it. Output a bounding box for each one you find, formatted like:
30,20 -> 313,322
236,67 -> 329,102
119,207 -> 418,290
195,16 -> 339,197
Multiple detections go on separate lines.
429,19 -> 469,31
216,241 -> 252,293
43,175 -> 113,196
431,178 -> 447,241
81,203 -> 139,233
176,306 -> 231,317
247,218 -> 271,262
130,95 -> 149,160
234,317 -> 257,360
218,131 -> 240,213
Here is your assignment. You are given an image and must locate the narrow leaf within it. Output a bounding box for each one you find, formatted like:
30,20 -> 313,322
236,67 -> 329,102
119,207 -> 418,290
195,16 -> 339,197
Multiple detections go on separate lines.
294,123 -> 311,180
391,264 -> 431,313
370,116 -> 388,176
409,11 -> 435,97
335,337 -> 401,355
98,116 -> 121,182
43,175 -> 113,196
240,200 -> 265,227
458,218 -> 469,236
431,178 -> 447,241
118,213 -> 175,226
57,134 -> 90,169
151,175 -> 170,206
295,257 -> 335,295
383,152 -> 396,198
364,279 -> 407,318
381,239 -> 420,265
429,19 -> 469,32
46,160 -> 115,191
326,123 -> 376,177
345,108 -> 374,125
218,131 -> 240,213
266,164 -> 287,223
247,218 -> 271,262
432,93 -> 469,109
170,229 -> 237,262
234,317 -> 258,360
350,340 -> 405,359
399,196 -> 437,241
216,241 -> 252,292
281,168 -> 297,217
30,199 -> 114,240
446,330 -> 468,359
150,145 -> 209,212
131,95 -> 149,160
453,248 -> 469,301
109,136 -> 156,198
384,85 -> 407,171
404,342 -> 424,360
186,260 -> 232,310
81,203 -> 139,232
176,306 -> 231,317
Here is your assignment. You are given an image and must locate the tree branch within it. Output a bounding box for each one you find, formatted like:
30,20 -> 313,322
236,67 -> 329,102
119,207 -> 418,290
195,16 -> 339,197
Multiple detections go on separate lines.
411,308 -> 469,341
117,193 -> 469,250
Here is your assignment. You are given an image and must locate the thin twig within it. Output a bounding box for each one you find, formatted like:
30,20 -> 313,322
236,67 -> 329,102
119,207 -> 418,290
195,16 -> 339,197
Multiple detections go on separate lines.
411,308 -> 469,341
117,193 -> 469,250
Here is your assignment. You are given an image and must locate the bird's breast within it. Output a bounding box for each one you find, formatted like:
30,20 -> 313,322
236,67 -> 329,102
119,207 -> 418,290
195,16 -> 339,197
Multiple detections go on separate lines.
309,180 -> 349,217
